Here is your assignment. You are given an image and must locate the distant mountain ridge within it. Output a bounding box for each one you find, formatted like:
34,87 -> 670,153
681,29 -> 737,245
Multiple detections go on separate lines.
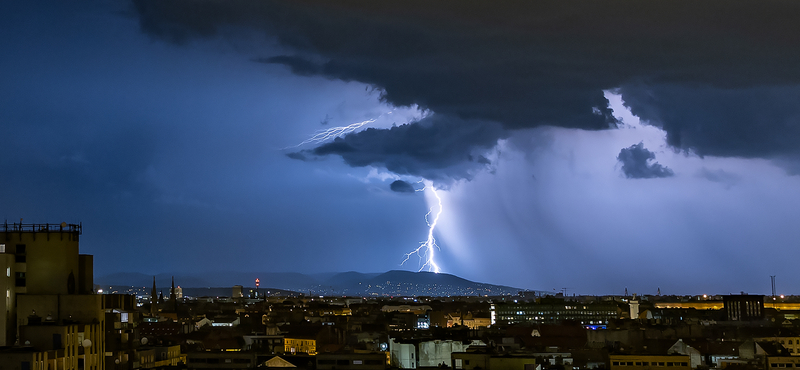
96,270 -> 533,297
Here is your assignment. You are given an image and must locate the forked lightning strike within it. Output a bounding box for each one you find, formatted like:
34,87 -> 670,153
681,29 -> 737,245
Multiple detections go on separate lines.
401,182 -> 443,273
286,119 -> 376,148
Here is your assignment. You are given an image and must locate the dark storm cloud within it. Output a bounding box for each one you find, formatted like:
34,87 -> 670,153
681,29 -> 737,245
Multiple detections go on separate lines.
133,0 -> 800,170
291,116 -> 507,181
618,85 -> 800,159
617,143 -> 674,179
390,180 -> 415,194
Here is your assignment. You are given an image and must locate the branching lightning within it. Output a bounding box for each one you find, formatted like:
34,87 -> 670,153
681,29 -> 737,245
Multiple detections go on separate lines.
285,119 -> 376,149
401,182 -> 443,273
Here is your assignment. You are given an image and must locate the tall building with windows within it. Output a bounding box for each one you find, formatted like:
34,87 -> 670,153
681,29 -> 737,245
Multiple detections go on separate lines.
0,222 -> 93,345
490,298 -> 619,326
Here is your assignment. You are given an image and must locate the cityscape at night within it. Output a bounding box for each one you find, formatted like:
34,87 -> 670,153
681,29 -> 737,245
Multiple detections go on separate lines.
3,0 -> 800,368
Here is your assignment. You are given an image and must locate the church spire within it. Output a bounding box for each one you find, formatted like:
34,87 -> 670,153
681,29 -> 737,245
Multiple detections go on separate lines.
150,276 -> 157,316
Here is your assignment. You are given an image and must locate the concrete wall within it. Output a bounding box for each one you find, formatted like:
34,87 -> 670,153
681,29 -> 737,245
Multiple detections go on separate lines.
419,340 -> 484,367
0,254 -> 14,346
389,338 -> 416,369
2,231 -> 82,295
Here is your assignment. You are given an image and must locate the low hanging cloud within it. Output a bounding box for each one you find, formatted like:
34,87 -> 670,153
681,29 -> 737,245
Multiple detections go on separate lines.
133,0 -> 800,177
389,180 -> 415,193
289,115 -> 507,181
617,143 -> 674,179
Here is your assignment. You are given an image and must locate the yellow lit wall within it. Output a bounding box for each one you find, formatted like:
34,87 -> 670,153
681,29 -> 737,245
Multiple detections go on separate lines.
285,338 -> 317,355
1,230 -> 90,295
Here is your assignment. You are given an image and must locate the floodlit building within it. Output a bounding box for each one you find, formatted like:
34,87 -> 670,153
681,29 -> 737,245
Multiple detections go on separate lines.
0,222 -> 136,370
0,222 -> 92,346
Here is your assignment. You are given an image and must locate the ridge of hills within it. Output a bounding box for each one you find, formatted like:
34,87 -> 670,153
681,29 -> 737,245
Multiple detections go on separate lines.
96,270 -> 533,297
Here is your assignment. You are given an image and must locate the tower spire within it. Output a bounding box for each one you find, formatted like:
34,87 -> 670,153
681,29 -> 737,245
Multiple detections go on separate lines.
150,276 -> 157,316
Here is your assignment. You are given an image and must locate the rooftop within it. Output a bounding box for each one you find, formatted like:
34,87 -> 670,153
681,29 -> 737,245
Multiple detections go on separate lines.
2,222 -> 82,235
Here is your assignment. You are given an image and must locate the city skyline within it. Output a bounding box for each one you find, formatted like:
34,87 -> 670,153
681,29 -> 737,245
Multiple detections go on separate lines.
3,1 -> 800,295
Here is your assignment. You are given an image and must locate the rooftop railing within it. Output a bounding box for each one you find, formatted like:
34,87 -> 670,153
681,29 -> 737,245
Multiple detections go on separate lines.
2,222 -> 82,234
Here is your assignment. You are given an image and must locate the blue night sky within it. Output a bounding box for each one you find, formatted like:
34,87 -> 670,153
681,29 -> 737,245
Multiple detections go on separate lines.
3,0 -> 800,294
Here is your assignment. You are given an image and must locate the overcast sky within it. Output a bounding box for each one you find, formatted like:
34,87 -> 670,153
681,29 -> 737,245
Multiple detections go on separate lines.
4,0 -> 800,294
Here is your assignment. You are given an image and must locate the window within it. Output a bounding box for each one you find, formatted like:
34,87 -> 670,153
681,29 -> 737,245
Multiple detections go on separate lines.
15,245 -> 25,254
15,255 -> 25,263
636,362 -> 642,366
0,244 -> 5,253
613,362 -> 620,366
15,272 -> 25,287
681,363 -> 688,366
643,362 -> 649,366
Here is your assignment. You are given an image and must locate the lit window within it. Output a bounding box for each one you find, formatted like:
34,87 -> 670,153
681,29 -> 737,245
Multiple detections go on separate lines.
0,244 -> 4,253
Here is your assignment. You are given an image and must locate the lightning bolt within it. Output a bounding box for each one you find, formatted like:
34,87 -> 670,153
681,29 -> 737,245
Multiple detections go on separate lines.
401,182 -> 443,273
285,119 -> 376,149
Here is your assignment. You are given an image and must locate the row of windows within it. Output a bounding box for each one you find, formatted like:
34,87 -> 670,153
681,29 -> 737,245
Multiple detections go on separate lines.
497,316 -> 610,324
771,364 -> 800,368
613,362 -> 688,367
502,311 -> 614,316
498,310 -> 615,314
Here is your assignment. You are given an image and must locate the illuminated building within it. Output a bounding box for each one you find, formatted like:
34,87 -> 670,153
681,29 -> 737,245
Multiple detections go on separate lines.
755,337 -> 800,356
232,285 -> 244,298
490,299 -> 619,325
0,222 -> 137,370
284,337 -> 317,355
0,222 -> 93,346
